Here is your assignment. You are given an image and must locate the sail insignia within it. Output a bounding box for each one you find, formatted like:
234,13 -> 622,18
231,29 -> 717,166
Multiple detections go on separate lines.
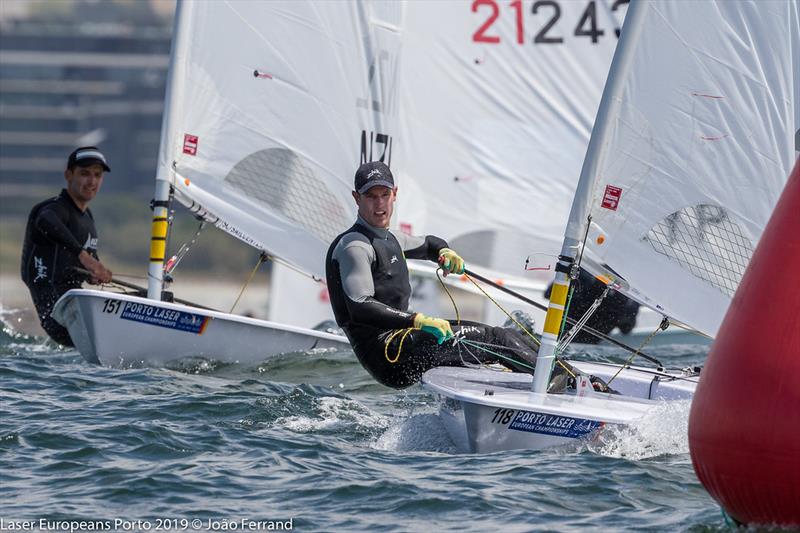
644,204 -> 753,297
224,148 -> 350,244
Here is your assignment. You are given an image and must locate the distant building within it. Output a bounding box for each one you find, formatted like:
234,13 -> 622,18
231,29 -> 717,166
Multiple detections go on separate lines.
0,0 -> 174,194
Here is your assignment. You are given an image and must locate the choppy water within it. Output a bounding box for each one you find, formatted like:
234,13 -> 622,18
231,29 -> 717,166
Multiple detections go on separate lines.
1,316 -> 730,532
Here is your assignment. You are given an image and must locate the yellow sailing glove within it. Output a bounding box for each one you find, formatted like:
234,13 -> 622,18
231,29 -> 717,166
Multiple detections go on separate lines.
438,248 -> 465,276
413,313 -> 454,344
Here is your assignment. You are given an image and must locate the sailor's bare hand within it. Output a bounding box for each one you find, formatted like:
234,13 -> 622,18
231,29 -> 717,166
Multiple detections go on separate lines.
79,250 -> 113,284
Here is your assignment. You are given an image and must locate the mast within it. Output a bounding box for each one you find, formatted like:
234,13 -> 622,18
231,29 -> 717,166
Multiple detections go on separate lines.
147,0 -> 192,300
530,0 -> 650,394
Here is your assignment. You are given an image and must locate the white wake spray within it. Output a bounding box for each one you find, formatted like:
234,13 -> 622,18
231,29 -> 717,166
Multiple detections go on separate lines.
586,399 -> 693,460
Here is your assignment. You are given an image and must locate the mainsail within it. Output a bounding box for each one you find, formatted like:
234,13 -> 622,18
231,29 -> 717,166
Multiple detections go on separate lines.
395,0 -> 627,281
154,1 -> 404,282
570,0 -> 800,337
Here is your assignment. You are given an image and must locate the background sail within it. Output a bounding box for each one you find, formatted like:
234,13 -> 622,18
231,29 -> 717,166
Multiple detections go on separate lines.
580,0 -> 800,337
155,1 -> 403,280
394,0 -> 627,285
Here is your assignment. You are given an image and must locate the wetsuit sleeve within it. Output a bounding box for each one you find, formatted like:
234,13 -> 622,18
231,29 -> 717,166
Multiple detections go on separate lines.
35,204 -> 84,255
394,232 -> 449,262
335,238 -> 416,329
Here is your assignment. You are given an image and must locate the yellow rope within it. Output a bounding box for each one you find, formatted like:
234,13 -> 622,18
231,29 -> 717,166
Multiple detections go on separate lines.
435,269 -> 461,325
432,267 -> 574,379
229,254 -> 265,313
463,274 -> 540,347
384,328 -> 414,363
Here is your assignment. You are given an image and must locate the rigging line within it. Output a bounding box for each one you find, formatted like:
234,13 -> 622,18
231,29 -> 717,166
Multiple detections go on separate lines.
606,317 -> 671,386
165,220 -> 206,275
558,285 -> 576,345
574,214 -> 592,272
229,253 -> 266,314
580,360 -> 701,383
71,267 -> 219,311
597,363 -> 701,384
463,273 -> 541,347
162,184 -> 176,272
455,335 -> 487,367
264,254 -> 323,282
460,338 -> 576,378
664,319 -> 711,339
556,214 -> 593,344
435,267 -> 460,325
463,268 -> 662,365
458,339 -> 535,372
108,273 -> 148,280
463,273 -> 580,377
557,287 -> 609,353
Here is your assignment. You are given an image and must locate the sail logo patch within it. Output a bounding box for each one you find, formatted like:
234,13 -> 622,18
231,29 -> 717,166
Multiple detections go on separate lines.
119,301 -> 209,334
183,134 -> 199,156
507,409 -> 604,438
601,185 -> 622,210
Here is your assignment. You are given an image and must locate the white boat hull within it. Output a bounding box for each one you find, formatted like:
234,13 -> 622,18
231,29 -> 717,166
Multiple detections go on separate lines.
51,289 -> 349,367
422,363 -> 698,453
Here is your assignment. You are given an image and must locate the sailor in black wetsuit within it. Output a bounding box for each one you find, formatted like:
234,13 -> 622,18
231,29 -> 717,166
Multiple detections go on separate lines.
325,161 -> 539,389
20,146 -> 114,346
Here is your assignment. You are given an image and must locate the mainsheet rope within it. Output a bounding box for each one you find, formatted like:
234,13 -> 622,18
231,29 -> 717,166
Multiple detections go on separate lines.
434,268 -> 576,378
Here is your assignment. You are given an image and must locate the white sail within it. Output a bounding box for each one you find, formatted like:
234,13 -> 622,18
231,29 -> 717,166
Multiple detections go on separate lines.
268,1 -> 628,327
155,1 -> 404,280
571,0 -> 800,337
394,0 -> 627,283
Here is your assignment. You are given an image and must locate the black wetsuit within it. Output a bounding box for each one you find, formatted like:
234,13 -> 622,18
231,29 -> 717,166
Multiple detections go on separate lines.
325,218 -> 538,389
20,189 -> 100,346
545,268 -> 640,344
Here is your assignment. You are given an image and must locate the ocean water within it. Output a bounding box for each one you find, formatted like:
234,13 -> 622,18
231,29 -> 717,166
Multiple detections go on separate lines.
1,318 -> 730,532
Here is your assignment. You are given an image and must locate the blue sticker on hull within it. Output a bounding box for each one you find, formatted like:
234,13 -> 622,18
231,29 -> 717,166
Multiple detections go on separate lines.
508,410 -> 604,438
119,301 -> 209,334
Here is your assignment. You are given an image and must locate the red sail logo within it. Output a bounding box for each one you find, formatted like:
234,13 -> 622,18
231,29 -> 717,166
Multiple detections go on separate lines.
601,185 -> 622,210
183,134 -> 198,156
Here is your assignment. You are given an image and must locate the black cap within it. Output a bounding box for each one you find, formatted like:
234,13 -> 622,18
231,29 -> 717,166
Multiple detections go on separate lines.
67,146 -> 111,172
354,161 -> 394,194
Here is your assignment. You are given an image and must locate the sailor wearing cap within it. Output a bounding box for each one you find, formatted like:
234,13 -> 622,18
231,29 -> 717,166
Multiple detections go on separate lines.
20,146 -> 113,346
325,161 -> 539,388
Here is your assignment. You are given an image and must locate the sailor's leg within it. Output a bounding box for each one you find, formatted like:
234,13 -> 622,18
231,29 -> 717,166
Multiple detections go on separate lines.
28,285 -> 74,347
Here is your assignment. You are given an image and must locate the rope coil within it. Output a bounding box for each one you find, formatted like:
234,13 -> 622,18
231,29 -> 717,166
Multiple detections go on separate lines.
384,327 -> 414,363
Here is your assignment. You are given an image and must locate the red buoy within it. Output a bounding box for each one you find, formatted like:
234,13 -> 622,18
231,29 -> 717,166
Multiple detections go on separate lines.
689,161 -> 800,526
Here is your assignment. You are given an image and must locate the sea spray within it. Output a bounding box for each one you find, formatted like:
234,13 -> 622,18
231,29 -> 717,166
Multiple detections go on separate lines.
587,399 -> 692,460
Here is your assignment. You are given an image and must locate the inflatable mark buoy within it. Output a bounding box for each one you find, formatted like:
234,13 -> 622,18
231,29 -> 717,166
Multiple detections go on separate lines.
689,161 -> 800,526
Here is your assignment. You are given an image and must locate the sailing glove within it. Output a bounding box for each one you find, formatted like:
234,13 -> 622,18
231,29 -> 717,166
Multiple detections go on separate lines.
414,313 -> 454,344
438,248 -> 465,276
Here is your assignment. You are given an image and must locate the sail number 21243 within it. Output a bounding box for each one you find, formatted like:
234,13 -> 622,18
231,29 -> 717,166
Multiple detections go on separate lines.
472,0 -> 629,45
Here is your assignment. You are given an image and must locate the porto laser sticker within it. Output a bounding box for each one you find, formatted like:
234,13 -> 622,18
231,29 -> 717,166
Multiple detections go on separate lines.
601,185 -> 623,210
119,301 -> 210,334
183,133 -> 198,155
508,409 -> 604,439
